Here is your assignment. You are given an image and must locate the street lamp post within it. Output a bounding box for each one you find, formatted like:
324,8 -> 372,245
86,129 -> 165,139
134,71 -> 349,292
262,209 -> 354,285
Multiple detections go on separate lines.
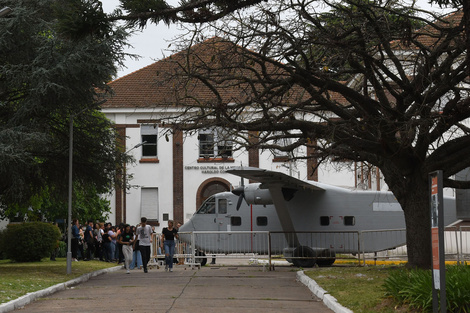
66,116 -> 74,274
126,141 -> 146,154
66,106 -> 92,274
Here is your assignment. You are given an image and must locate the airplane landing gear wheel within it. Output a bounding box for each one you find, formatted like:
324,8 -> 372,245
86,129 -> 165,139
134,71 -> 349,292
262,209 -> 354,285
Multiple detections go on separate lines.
315,251 -> 336,267
196,250 -> 207,266
292,246 -> 316,268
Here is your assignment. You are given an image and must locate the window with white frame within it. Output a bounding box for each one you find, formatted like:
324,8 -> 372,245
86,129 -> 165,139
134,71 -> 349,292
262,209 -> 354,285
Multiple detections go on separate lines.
198,128 -> 233,158
141,124 -> 158,157
141,188 -> 159,221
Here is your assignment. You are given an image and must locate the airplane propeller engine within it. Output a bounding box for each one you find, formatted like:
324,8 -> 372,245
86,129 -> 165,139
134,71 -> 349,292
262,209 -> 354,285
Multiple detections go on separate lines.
232,183 -> 273,210
233,177 -> 246,211
232,185 -> 246,211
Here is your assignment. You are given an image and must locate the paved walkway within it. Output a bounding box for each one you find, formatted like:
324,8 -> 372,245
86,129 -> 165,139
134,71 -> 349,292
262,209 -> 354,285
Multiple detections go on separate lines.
13,264 -> 334,313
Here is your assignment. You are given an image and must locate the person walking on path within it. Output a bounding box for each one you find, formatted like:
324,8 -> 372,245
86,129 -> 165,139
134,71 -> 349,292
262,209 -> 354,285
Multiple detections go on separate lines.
136,217 -> 153,273
118,224 -> 134,274
161,220 -> 178,272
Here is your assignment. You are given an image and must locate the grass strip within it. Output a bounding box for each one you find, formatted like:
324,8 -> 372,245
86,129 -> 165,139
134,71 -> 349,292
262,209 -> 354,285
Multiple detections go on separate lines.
305,265 -> 412,313
0,258 -> 117,304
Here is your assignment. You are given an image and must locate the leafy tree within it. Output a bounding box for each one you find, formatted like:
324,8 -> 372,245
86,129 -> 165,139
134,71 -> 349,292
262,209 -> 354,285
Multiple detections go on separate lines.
155,0 -> 469,269
0,1 -> 130,218
1,184 -> 111,224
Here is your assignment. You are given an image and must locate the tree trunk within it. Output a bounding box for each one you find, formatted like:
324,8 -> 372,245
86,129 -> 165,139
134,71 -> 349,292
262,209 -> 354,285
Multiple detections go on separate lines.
401,176 -> 432,269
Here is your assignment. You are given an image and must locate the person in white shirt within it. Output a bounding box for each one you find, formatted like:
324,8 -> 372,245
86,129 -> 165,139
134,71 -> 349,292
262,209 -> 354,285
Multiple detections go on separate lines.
136,217 -> 153,273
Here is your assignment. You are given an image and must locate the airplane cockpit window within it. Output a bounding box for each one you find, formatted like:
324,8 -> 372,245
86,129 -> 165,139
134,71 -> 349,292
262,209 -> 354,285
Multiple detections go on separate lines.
197,196 -> 216,214
344,216 -> 355,226
320,216 -> 330,226
218,199 -> 227,214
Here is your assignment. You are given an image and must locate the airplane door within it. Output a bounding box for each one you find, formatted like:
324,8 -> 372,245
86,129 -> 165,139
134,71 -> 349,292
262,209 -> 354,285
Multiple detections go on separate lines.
216,198 -> 230,232
216,198 -> 230,247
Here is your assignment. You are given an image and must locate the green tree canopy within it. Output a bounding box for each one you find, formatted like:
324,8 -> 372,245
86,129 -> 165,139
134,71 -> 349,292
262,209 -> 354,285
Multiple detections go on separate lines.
0,0 -> 130,217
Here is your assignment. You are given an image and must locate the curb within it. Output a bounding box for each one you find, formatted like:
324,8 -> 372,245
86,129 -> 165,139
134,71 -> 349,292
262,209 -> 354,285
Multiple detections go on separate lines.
297,271 -> 353,313
0,266 -> 122,313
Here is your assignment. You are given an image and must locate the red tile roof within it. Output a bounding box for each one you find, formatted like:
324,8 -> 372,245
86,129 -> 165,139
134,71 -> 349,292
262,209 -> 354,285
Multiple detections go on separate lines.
104,37 -> 272,108
102,37 -> 322,109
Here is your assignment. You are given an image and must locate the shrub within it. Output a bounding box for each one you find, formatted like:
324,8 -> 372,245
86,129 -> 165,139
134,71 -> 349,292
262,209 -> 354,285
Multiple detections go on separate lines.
446,265 -> 470,313
384,265 -> 470,313
2,222 -> 61,262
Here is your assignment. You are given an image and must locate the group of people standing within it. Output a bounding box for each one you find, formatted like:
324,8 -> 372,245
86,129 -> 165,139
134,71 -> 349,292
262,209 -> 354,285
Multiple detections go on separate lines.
71,219 -> 122,262
70,217 -> 180,274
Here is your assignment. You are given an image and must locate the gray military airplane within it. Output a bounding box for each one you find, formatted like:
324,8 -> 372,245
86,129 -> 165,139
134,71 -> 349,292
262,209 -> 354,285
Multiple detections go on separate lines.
179,167 -> 458,267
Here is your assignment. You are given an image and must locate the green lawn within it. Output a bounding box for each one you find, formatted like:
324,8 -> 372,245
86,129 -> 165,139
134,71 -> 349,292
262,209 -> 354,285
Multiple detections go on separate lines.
304,265 -> 413,313
0,258 -> 117,304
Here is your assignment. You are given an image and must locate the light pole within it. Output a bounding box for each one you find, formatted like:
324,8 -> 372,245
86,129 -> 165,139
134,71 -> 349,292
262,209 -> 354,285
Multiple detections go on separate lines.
0,7 -> 12,17
66,115 -> 74,274
66,109 -> 90,274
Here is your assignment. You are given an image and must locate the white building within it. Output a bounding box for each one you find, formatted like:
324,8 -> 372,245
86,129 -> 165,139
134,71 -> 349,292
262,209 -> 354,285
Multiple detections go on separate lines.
101,38 -> 384,231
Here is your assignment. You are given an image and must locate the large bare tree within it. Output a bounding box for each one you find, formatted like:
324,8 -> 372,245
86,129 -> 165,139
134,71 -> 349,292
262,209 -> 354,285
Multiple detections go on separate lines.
157,0 -> 470,269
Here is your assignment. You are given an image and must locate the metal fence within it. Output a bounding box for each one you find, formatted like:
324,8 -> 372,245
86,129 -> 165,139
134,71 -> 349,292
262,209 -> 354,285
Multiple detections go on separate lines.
445,225 -> 470,263
148,227 -> 470,269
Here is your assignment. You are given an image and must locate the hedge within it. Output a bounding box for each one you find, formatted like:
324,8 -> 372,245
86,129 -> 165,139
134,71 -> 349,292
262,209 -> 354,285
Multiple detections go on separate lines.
2,222 -> 61,262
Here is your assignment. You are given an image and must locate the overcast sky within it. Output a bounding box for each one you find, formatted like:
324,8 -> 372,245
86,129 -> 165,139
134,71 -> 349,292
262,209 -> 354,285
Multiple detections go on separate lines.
102,0 -> 454,79
102,0 -> 184,79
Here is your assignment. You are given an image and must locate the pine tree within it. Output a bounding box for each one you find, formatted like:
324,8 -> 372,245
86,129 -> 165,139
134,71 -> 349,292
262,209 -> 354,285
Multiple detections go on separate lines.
0,0 -> 129,217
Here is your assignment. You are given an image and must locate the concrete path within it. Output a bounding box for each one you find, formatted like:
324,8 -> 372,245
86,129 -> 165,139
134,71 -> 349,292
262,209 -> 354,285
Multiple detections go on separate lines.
13,265 -> 333,313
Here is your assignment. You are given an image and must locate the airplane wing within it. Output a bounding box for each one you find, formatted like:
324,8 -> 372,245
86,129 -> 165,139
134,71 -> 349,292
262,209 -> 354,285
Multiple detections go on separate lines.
227,167 -> 324,246
226,167 -> 324,192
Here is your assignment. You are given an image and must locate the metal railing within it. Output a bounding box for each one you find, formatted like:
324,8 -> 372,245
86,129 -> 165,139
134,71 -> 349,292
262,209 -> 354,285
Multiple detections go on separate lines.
148,227 -> 470,270
447,225 -> 470,264
359,229 -> 407,265
358,226 -> 470,265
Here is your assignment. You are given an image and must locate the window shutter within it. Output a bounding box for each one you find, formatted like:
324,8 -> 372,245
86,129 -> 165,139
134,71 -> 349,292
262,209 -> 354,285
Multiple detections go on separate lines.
141,188 -> 159,220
